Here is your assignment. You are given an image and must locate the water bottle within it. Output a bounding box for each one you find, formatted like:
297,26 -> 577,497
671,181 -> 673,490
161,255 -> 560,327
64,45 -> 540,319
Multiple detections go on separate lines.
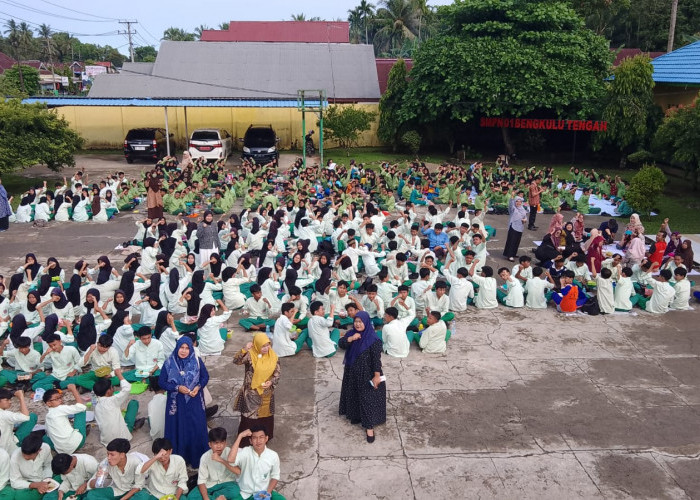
450,320 -> 456,335
91,392 -> 98,408
94,459 -> 109,488
265,324 -> 271,336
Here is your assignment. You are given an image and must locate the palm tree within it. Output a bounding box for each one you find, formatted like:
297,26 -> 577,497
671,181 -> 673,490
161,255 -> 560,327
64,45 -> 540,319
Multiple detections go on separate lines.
357,0 -> 375,44
218,22 -> 230,30
162,27 -> 195,41
4,19 -> 26,93
194,24 -> 210,40
36,24 -> 55,61
348,8 -> 363,43
291,13 -> 307,21
373,0 -> 420,55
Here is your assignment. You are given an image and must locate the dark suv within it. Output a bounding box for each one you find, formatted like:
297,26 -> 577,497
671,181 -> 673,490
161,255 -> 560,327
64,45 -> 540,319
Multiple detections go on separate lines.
124,128 -> 174,163
240,125 -> 279,164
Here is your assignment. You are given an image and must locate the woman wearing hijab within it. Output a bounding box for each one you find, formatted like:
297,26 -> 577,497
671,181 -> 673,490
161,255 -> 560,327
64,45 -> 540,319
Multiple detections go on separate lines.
91,187 -> 108,222
233,332 -> 280,447
677,240 -> 695,271
154,310 -> 180,355
42,257 -> 65,289
547,213 -> 564,238
93,256 -> 120,298
221,267 -> 247,310
17,253 -> 43,284
164,268 -> 188,315
180,270 -> 206,324
203,253 -> 226,280
75,313 -> 103,353
259,268 -> 282,315
503,197 -> 528,262
338,311 -> 386,443
197,211 -> 220,265
195,303 -> 232,356
145,170 -> 164,220
14,194 -> 32,223
584,229 -> 605,273
619,213 -> 645,246
42,288 -> 75,325
9,313 -> 46,343
0,176 -> 12,231
159,336 -> 209,467
71,188 -> 90,222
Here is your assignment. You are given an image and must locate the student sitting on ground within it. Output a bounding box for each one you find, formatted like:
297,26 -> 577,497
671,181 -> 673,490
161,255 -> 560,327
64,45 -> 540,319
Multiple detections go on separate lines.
593,266 -> 615,314
196,303 -> 232,356
552,271 -> 585,313
670,268 -> 691,311
417,311 -> 448,354
75,334 -> 122,391
94,371 -> 145,447
147,376 -> 166,441
226,426 -> 284,500
138,438 -> 189,500
468,262 -> 498,309
306,301 -> 339,358
440,266 -> 474,313
85,438 -> 148,500
239,285 -> 274,332
1,336 -> 45,390
271,303 -> 307,358
497,267 -> 524,308
424,281 -> 452,324
359,285 -> 385,327
43,383 -> 87,454
638,269 -> 675,314
524,267 -> 554,309
614,267 -> 637,312
9,433 -> 53,497
188,427 -> 241,500
35,333 -> 82,391
390,286 -> 416,322
50,452 -> 98,500
0,389 -> 36,457
380,306 -> 413,358
123,327 -> 165,381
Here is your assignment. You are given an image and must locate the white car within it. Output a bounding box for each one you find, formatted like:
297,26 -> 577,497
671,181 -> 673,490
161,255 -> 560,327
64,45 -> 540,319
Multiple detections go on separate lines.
188,129 -> 233,162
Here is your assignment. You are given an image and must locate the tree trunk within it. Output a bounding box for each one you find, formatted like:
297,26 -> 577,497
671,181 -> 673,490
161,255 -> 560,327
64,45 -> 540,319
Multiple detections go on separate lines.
501,127 -> 515,155
667,0 -> 679,52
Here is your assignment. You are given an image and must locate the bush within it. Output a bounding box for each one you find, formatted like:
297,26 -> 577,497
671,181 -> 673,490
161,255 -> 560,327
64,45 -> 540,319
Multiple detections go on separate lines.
318,105 -> 377,152
625,163 -> 666,216
401,130 -> 421,155
627,150 -> 654,165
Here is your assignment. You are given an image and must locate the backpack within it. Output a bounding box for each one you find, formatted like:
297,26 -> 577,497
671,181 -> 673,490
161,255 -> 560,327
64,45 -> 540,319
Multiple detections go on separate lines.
581,297 -> 600,316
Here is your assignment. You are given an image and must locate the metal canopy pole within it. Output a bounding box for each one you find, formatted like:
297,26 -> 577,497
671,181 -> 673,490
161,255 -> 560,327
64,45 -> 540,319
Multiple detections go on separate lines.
184,106 -> 189,153
319,92 -> 324,169
301,91 -> 306,169
164,107 -> 171,157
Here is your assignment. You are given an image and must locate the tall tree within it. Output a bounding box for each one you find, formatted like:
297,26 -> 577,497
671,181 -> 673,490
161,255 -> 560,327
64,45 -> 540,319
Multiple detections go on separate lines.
162,27 -> 195,41
348,8 -> 364,43
373,0 -> 420,55
218,22 -> 230,30
357,0 -> 375,44
378,58 -> 409,150
4,20 -> 26,93
400,0 -> 611,153
36,24 -> 55,62
194,25 -> 210,40
653,96 -> 700,188
290,14 -> 322,21
134,46 -> 157,62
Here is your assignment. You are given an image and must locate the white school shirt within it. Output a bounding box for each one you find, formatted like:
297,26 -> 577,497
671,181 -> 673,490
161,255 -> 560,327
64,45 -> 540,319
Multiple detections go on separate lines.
670,279 -> 691,310
140,246 -> 158,274
631,265 -> 653,287
159,327 -> 181,357
89,454 -> 145,496
244,297 -> 270,319
512,264 -> 533,284
471,275 -> 498,309
392,296 -> 416,320
0,409 -> 30,455
425,292 -> 450,315
197,448 -> 238,488
59,454 -> 98,494
198,311 -> 232,355
441,271 -> 473,312
613,276 -> 635,311
113,325 -> 136,367
261,279 -> 281,315
46,403 -> 87,454
595,276 -> 615,314
234,446 -> 281,499
87,346 -> 121,375
329,291 -> 351,312
361,295 -> 385,319
222,277 -> 248,310
307,315 -> 336,358
646,280 -> 675,314
312,292 -> 330,312
524,278 -> 554,309
0,448 -> 8,490
272,314 -> 297,358
382,315 -> 413,358
33,202 -> 51,221
10,443 -> 52,489
133,303 -> 163,327
502,278 -> 524,308
47,346 -> 82,380
566,262 -> 592,282
281,295 -> 309,319
127,338 -> 165,372
95,379 -> 134,445
419,320 -> 447,354
140,454 -> 189,498
410,280 -> 432,317
12,348 -> 41,373
148,393 -> 166,440
385,261 -> 408,285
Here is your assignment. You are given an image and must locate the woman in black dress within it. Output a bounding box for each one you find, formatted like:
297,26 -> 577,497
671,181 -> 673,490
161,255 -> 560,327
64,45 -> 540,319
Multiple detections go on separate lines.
338,311 -> 386,443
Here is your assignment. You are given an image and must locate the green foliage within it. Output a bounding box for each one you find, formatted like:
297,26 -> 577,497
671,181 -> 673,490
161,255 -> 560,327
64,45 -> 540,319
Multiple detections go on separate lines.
318,105 -> 377,152
162,27 -> 196,41
378,59 -> 409,150
400,130 -> 421,154
134,46 -> 157,62
0,99 -> 84,173
400,0 -> 612,131
594,55 -> 658,160
2,65 -> 40,95
625,164 -> 667,216
653,97 -> 700,186
626,150 -> 654,165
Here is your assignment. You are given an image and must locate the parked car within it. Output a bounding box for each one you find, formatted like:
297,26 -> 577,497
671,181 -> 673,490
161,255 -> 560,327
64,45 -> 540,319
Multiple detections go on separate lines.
123,128 -> 174,163
240,125 -> 279,164
188,128 -> 233,162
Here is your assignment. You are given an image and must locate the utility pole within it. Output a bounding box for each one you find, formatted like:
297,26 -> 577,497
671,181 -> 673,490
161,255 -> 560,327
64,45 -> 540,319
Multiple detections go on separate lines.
667,0 -> 679,52
119,20 -> 138,62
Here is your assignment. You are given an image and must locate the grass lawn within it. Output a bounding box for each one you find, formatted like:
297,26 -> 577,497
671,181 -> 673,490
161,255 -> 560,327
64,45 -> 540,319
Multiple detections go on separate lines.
3,173 -> 62,210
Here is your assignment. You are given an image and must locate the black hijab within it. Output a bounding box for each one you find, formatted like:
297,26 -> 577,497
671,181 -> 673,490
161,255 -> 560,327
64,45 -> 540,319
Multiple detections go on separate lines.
168,268 -> 180,294
209,253 -> 223,277
106,310 -> 127,337
96,256 -> 112,285
46,257 -> 62,279
51,288 -> 69,309
112,289 -> 130,312
153,310 -> 169,339
257,267 -> 273,286
42,313 -> 59,342
315,268 -> 332,294
24,254 -> 41,281
187,270 -> 205,316
84,288 -> 100,312
284,268 -> 298,292
197,304 -> 215,328
9,314 -> 28,340
77,313 -> 97,351
67,274 -> 82,307
26,291 -> 40,312
37,275 -> 53,297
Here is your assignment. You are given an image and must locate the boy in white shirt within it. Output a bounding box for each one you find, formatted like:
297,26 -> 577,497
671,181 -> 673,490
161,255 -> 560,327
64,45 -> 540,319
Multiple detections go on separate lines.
239,285 -> 274,331
190,427 -> 240,500
512,255 -> 533,285
440,266 -> 474,313
43,383 -> 87,454
390,286 -> 416,320
123,327 -> 165,382
306,302 -> 339,358
271,303 -> 306,358
139,438 -> 189,500
87,438 -> 148,500
670,268 -> 691,311
7,336 -> 50,389
93,371 -> 145,446
565,254 -> 592,285
35,334 -> 82,391
0,389 -> 37,456
497,267 -> 524,308
50,452 -> 99,500
410,268 -> 434,318
614,267 -> 637,312
375,270 -> 398,309
418,311 -> 448,354
640,269 -> 675,314
279,286 -> 309,328
592,266 -> 615,314
524,267 -> 555,309
74,334 -> 122,391
360,285 -> 385,327
424,281 -> 453,324
469,262 -> 498,309
147,377 -> 166,441
226,426 -> 282,500
380,306 -> 413,358
9,434 -> 53,496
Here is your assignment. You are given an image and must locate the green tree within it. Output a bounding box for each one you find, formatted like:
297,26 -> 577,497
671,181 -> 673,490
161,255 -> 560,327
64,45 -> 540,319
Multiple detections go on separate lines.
318,105 -> 377,152
0,99 -> 84,173
194,25 -> 210,40
134,46 -> 157,62
625,164 -> 667,216
162,27 -> 195,41
290,14 -> 322,21
378,58 -> 409,150
400,0 -> 612,153
569,0 -> 630,37
218,22 -> 230,30
2,65 -> 40,95
594,54 -> 660,167
653,97 -> 700,188
373,0 -> 420,55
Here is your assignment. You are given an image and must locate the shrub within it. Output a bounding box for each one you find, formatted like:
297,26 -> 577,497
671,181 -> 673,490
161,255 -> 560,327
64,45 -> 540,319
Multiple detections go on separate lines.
626,150 -> 654,165
625,164 -> 666,216
401,130 -> 421,155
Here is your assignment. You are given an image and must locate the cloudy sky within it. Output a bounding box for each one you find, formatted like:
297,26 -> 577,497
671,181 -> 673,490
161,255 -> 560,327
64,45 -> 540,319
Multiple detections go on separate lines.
1,0 -> 454,56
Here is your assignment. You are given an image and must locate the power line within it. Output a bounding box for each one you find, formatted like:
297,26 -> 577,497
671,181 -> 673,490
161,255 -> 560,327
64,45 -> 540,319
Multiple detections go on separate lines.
0,11 -> 118,36
0,0 -> 113,23
138,22 -> 161,45
37,0 -> 119,21
118,20 -> 137,63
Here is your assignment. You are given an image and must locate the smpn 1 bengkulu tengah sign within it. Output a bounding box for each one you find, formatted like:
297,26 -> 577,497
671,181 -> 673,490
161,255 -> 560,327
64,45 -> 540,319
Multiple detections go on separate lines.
480,117 -> 608,132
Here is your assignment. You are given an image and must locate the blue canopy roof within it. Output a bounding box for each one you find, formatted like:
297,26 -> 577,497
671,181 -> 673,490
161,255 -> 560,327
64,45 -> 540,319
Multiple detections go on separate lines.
21,98 -> 326,108
652,41 -> 700,85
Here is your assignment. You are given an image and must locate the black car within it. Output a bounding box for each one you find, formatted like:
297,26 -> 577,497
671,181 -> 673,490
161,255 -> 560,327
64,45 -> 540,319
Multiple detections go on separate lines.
123,128 -> 174,163
240,125 -> 279,164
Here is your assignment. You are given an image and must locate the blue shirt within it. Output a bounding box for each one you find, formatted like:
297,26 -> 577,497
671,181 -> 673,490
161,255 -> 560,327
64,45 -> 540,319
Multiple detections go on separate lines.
421,227 -> 448,250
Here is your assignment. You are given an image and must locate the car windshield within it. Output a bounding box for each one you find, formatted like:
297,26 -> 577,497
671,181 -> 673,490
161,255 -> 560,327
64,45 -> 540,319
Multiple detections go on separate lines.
245,128 -> 275,147
191,131 -> 219,141
126,129 -> 155,140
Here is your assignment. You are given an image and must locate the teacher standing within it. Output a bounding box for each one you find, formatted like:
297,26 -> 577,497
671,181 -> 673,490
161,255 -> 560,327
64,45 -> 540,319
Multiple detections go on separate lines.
0,176 -> 12,232
145,169 -> 164,219
503,196 -> 528,262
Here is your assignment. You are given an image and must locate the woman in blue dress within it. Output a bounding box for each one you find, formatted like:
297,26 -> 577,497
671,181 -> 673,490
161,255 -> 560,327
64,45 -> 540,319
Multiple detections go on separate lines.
159,336 -> 209,467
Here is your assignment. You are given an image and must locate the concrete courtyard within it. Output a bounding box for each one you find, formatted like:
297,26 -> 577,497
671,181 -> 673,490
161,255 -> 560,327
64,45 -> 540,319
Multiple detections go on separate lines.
1,156 -> 699,499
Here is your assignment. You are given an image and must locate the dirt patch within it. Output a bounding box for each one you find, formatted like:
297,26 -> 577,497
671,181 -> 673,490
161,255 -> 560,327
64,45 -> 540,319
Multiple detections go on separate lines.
594,454 -> 677,499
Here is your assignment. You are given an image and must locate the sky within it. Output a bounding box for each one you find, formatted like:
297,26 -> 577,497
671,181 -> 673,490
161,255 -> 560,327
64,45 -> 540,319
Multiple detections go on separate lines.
1,0 -> 455,57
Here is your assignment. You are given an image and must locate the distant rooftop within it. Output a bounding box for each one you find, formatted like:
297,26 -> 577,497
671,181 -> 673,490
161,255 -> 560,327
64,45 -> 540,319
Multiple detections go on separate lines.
651,41 -> 700,85
200,21 -> 350,43
612,48 -> 664,66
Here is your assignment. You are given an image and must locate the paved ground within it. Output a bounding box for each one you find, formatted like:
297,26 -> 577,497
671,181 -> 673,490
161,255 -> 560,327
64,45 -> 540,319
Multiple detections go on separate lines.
1,156 -> 700,499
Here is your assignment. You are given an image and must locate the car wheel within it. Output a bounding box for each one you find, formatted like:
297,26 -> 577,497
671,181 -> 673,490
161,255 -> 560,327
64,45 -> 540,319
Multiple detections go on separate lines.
126,158 -> 134,164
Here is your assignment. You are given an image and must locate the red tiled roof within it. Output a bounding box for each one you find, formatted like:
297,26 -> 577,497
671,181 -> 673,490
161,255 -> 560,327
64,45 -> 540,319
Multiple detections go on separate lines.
0,51 -> 15,72
612,48 -> 665,66
201,21 -> 350,43
376,58 -> 413,95
93,61 -> 112,67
